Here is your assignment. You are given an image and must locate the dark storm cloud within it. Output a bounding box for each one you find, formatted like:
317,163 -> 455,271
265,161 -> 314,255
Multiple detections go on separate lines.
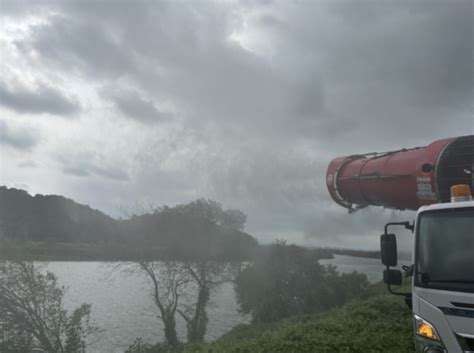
101,88 -> 172,124
0,82 -> 80,116
10,0 -> 473,139
14,13 -> 136,78
15,1 -> 298,128
0,120 -> 39,150
263,0 -> 473,147
326,2 -> 473,108
4,0 -> 473,246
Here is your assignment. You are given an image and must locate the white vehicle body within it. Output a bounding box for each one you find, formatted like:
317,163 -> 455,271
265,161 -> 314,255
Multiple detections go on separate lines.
411,200 -> 474,353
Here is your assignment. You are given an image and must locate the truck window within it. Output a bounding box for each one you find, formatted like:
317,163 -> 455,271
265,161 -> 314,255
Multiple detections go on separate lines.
416,208 -> 474,293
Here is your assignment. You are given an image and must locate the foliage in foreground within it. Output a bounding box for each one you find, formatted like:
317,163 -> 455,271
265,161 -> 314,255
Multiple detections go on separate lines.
124,339 -> 185,353
185,294 -> 414,353
126,294 -> 414,353
0,261 -> 98,353
235,241 -> 370,323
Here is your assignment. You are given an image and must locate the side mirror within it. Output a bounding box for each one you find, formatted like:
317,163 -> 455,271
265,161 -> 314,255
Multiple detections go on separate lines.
380,233 -> 398,267
405,295 -> 413,310
383,269 -> 402,286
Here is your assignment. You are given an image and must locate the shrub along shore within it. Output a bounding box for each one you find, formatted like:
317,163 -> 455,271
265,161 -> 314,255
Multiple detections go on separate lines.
126,282 -> 414,353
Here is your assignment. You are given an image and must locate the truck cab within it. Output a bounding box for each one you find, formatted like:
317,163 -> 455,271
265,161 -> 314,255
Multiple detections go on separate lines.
326,135 -> 473,352
382,191 -> 474,353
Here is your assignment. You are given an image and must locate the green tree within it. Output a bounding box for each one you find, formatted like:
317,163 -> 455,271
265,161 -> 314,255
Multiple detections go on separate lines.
219,209 -> 247,232
0,261 -> 98,353
120,200 -> 251,347
174,199 -> 247,231
234,241 -> 369,323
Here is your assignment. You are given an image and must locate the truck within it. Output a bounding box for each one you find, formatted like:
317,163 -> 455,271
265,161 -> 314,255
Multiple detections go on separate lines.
326,135 -> 474,353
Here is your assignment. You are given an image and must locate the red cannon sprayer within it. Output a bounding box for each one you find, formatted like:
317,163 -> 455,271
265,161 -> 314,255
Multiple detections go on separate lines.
326,135 -> 474,353
326,135 -> 474,212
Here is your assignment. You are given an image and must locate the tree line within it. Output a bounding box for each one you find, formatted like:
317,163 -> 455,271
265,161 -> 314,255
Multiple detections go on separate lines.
0,187 -> 257,261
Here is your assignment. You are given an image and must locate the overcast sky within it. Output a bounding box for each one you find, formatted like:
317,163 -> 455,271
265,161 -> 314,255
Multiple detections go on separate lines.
0,0 -> 472,250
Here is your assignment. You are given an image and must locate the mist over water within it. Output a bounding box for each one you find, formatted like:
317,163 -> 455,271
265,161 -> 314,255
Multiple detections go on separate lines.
319,254 -> 411,283
42,256 -> 395,352
45,262 -> 249,353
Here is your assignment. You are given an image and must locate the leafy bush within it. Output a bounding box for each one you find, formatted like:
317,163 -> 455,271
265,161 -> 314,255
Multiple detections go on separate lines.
184,294 -> 414,353
235,241 -> 370,323
125,339 -> 186,353
0,261 -> 98,353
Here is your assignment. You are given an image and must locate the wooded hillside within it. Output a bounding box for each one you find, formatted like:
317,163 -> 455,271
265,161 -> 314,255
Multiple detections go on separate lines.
0,186 -> 257,260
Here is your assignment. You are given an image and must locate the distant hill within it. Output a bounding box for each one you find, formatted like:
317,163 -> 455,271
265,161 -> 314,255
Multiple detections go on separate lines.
0,186 -> 258,260
0,186 -> 117,243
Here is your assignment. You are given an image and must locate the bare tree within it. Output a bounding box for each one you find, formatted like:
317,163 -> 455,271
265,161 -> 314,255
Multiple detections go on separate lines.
177,261 -> 239,343
0,261 -> 98,353
122,261 -> 190,346
118,199 -> 246,345
118,259 -> 238,346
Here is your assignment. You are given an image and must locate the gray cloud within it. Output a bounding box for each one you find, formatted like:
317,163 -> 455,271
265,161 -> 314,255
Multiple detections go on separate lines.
17,160 -> 37,168
257,14 -> 288,30
0,121 -> 39,150
17,1 -> 471,142
0,82 -> 80,116
58,153 -> 130,182
62,166 -> 90,178
18,16 -> 135,78
101,88 -> 172,124
2,0 -> 473,247
92,166 -> 130,181
0,0 -> 40,17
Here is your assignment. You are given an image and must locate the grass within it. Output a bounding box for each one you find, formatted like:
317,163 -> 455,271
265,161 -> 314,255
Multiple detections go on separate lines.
183,293 -> 415,353
125,281 -> 415,353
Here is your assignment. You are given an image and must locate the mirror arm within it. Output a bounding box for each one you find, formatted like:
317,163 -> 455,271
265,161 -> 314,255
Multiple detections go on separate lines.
384,221 -> 414,234
385,265 -> 411,297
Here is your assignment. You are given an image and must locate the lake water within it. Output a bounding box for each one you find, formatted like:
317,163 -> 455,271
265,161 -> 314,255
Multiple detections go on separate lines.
320,254 -> 386,283
45,262 -> 249,353
320,254 -> 412,283
46,255 -> 411,352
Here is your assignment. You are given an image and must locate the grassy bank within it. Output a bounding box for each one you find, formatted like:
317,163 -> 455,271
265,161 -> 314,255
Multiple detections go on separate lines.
184,295 -> 414,353
127,285 -> 414,353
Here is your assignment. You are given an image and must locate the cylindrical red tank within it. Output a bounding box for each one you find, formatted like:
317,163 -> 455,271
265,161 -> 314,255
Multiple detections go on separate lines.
326,135 -> 474,211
